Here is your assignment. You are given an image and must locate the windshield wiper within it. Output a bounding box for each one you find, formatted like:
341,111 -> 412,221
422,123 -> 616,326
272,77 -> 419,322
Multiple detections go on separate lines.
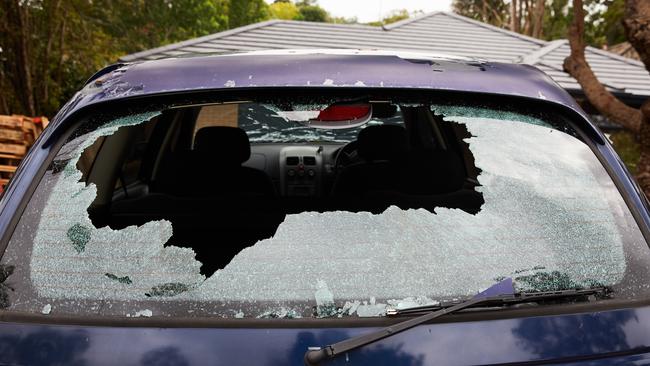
303,278 -> 608,365
386,287 -> 607,316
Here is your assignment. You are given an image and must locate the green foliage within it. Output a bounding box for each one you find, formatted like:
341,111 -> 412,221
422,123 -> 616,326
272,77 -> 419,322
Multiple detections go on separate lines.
269,1 -> 300,20
101,0 -> 229,55
0,0 -> 356,117
542,0 -> 572,41
0,0 -> 124,116
367,9 -> 414,26
295,4 -> 329,22
0,0 -> 249,117
602,0 -> 626,46
542,0 -> 625,46
269,0 -> 349,23
228,0 -> 269,28
609,130 -> 640,174
329,16 -> 358,24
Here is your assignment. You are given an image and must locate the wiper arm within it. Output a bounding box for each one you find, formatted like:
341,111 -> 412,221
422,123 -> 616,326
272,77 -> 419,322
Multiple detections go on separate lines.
303,278 -> 608,366
304,295 -> 491,365
387,287 -> 608,316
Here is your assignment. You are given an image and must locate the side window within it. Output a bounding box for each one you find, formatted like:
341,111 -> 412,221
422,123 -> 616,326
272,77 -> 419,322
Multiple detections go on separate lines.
77,136 -> 104,182
114,120 -> 158,189
192,104 -> 239,147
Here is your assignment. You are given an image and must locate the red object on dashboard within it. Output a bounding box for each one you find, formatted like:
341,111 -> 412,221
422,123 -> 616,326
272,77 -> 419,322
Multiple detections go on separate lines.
315,104 -> 371,121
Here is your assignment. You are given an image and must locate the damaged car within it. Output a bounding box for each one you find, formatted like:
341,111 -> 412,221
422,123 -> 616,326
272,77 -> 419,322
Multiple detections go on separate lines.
1,49 -> 650,365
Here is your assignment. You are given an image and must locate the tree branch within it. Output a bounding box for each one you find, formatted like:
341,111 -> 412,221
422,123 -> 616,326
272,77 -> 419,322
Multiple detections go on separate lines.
563,0 -> 642,133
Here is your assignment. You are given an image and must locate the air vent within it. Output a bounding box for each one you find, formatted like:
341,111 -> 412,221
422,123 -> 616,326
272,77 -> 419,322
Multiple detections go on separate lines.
286,156 -> 299,165
303,156 -> 316,165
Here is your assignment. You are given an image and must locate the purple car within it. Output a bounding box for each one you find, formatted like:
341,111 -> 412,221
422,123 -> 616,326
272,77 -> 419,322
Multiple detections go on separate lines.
1,50 -> 650,365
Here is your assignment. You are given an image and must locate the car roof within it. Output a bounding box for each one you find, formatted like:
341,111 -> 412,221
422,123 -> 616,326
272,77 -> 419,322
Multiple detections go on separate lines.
57,49 -> 585,125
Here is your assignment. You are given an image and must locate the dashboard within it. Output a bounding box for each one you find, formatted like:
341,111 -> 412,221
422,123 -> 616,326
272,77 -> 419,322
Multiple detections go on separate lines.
243,144 -> 343,197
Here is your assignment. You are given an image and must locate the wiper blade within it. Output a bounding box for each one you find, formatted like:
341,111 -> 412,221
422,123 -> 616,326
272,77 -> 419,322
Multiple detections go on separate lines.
303,278 -> 608,365
387,287 -> 608,316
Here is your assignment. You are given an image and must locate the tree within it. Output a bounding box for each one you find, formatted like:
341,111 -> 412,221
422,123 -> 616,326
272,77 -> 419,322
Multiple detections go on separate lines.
452,0 -> 508,28
367,9 -> 416,26
0,0 -> 117,116
228,0 -> 269,28
268,0 -> 348,23
0,0 -> 231,117
329,15 -> 358,24
512,0 -> 548,38
295,1 -> 329,22
564,0 -> 650,194
269,1 -> 300,20
452,0 -> 626,46
541,0 -> 626,46
101,0 -> 229,55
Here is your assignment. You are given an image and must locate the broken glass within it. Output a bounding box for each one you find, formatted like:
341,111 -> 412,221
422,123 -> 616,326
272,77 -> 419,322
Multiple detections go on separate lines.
1,104 -> 649,319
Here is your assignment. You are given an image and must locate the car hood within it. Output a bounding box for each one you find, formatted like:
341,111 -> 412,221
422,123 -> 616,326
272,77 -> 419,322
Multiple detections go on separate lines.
1,305 -> 650,365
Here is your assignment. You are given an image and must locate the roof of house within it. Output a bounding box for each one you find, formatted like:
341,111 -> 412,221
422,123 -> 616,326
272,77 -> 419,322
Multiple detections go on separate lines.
609,42 -> 641,61
119,11 -> 650,103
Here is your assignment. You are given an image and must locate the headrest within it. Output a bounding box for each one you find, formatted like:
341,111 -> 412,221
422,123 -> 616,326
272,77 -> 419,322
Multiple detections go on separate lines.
194,126 -> 250,164
357,125 -> 408,161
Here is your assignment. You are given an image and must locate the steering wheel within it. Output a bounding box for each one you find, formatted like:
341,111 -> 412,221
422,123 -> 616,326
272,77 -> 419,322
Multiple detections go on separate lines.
333,140 -> 360,172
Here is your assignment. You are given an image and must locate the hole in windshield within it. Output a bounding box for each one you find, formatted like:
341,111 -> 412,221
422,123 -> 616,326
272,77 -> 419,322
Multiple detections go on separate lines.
82,104 -> 484,277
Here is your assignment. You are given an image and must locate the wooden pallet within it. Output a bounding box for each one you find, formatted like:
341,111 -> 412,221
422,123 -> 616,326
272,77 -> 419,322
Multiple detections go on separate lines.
0,115 -> 48,193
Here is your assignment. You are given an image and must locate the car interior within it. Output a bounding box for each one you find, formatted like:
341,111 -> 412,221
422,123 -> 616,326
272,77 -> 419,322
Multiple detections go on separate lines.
78,100 -> 484,276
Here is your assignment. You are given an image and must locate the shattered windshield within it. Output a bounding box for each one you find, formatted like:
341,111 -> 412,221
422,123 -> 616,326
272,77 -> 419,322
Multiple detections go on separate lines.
2,97 -> 650,319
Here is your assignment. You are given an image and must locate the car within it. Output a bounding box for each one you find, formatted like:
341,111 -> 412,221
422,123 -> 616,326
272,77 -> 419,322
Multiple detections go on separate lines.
0,49 -> 650,365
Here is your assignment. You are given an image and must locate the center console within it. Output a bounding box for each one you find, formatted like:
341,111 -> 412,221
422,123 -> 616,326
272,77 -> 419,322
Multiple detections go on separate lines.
279,146 -> 323,196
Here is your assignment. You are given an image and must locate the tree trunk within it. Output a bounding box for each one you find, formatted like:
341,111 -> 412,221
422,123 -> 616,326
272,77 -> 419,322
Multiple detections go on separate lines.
13,2 -> 36,116
480,1 -> 488,23
55,15 -> 67,86
510,0 -> 519,32
40,0 -> 63,114
531,0 -> 545,38
522,0 -> 533,36
624,0 -> 650,195
0,71 -> 8,114
517,0 -> 524,33
489,6 -> 504,27
623,0 -> 650,73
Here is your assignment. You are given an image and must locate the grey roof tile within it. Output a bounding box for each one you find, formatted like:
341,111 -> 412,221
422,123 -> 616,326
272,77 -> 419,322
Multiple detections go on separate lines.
119,11 -> 650,100
537,43 -> 650,97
